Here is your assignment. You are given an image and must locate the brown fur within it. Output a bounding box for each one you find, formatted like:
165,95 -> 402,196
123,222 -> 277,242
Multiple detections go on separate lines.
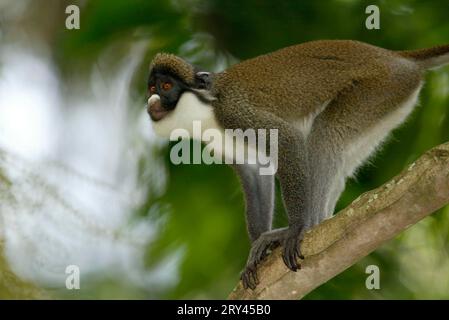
149,53 -> 196,85
400,44 -> 449,68
211,40 -> 425,125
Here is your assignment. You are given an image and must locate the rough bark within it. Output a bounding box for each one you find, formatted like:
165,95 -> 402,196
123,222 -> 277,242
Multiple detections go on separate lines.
228,141 -> 449,300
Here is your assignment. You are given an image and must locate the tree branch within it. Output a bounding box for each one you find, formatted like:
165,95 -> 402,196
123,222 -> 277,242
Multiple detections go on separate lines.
228,141 -> 449,300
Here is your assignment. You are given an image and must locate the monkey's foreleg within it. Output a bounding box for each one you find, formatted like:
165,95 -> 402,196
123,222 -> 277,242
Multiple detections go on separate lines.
234,163 -> 276,290
241,127 -> 311,289
233,163 -> 275,243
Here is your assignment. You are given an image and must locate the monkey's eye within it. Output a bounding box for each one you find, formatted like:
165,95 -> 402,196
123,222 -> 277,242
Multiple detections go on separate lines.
149,85 -> 157,94
162,81 -> 173,91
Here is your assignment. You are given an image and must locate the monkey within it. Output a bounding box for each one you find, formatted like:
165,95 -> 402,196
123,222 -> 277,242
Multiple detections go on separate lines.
146,40 -> 449,290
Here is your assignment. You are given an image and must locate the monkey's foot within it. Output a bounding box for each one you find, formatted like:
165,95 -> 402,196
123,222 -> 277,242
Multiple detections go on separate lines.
241,227 -> 306,289
281,228 -> 305,272
241,228 -> 287,289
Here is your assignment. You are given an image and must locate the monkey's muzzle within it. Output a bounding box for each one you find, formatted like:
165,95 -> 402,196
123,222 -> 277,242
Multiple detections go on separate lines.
147,95 -> 169,121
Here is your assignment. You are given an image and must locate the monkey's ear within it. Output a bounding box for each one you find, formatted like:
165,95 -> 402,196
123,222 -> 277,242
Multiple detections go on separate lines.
195,72 -> 213,90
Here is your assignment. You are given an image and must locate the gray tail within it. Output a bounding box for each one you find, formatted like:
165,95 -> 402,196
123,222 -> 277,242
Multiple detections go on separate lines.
399,44 -> 449,70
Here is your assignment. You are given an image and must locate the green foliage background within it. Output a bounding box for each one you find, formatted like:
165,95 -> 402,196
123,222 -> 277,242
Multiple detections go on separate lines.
3,0 -> 449,299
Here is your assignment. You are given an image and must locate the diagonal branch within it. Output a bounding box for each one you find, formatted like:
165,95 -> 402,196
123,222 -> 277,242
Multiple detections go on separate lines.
228,141 -> 449,300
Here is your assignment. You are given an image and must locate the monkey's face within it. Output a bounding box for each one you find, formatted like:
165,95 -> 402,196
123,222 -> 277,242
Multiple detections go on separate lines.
147,72 -> 186,122
146,67 -> 217,138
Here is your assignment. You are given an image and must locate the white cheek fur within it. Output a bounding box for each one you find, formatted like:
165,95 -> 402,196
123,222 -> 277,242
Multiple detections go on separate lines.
151,92 -> 221,138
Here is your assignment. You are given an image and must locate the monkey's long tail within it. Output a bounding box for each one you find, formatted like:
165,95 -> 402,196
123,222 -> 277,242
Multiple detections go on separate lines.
399,44 -> 449,70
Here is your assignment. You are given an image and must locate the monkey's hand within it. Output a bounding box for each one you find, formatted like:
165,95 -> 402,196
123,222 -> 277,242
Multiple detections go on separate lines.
241,227 -> 305,290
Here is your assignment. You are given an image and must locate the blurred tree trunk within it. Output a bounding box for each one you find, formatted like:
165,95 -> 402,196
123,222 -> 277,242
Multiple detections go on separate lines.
1,165 -> 49,299
0,241 -> 50,299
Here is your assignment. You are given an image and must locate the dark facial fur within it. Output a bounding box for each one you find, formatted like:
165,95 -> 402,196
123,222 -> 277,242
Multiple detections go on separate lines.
147,58 -> 214,121
148,72 -> 187,108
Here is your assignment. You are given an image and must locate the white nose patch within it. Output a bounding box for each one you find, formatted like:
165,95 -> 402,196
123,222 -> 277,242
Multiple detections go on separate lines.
148,94 -> 160,105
